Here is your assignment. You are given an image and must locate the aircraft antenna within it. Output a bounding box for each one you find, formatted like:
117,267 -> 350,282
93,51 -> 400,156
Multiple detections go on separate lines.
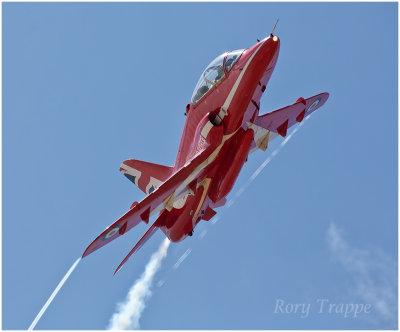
270,19 -> 279,36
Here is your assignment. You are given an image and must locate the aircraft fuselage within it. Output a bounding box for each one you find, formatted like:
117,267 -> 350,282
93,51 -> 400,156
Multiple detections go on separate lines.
159,36 -> 280,242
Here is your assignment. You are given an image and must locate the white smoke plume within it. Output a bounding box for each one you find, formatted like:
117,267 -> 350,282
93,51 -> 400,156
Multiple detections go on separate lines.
107,238 -> 170,330
327,222 -> 397,328
28,257 -> 81,330
108,120 -> 309,329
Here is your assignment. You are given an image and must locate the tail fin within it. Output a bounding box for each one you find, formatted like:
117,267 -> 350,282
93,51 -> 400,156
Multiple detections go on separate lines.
120,159 -> 173,195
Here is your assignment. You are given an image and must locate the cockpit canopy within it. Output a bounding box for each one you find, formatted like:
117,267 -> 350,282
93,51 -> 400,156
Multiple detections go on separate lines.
191,49 -> 245,105
224,49 -> 244,73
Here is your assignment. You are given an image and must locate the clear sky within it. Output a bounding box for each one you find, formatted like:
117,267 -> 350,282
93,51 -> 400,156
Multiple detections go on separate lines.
3,2 -> 398,330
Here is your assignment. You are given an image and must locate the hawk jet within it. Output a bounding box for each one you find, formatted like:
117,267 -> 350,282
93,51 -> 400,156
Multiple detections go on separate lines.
82,30 -> 329,274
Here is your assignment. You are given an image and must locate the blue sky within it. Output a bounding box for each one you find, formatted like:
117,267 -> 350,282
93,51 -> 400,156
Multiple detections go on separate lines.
3,2 -> 397,330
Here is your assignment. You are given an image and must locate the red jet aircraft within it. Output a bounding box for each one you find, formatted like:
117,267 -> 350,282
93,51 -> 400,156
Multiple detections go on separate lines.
82,31 -> 329,274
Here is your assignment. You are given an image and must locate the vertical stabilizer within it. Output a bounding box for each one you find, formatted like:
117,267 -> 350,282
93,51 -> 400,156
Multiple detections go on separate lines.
120,160 -> 173,195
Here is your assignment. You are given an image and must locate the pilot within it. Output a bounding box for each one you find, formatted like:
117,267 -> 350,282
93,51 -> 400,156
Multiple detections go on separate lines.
214,65 -> 224,83
193,85 -> 209,104
225,58 -> 235,72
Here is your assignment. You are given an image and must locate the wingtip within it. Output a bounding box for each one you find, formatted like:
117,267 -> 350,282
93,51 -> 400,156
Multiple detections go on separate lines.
114,265 -> 122,276
82,236 -> 99,259
82,248 -> 91,259
81,244 -> 92,259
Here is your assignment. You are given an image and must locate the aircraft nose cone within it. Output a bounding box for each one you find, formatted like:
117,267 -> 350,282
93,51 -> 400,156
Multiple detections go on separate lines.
261,34 -> 280,58
268,34 -> 280,56
259,34 -> 280,52
250,34 -> 280,78
270,34 -> 280,48
270,34 -> 280,63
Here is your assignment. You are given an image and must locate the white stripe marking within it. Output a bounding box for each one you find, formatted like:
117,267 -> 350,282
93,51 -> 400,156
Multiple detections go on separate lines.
201,121 -> 214,139
219,40 -> 267,120
120,163 -> 142,186
146,177 -> 163,195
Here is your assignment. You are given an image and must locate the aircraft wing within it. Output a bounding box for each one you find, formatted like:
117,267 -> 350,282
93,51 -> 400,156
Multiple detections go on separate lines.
249,93 -> 329,154
114,218 -> 160,275
82,143 -> 224,259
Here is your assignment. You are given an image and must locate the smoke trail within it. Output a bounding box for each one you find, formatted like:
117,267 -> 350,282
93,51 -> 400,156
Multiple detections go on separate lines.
28,257 -> 81,330
173,248 -> 192,269
108,238 -> 170,330
214,119 -> 309,222
108,119 -> 309,329
228,120 -> 306,206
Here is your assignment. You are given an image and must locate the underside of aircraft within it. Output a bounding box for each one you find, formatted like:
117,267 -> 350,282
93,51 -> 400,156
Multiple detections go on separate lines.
82,30 -> 329,275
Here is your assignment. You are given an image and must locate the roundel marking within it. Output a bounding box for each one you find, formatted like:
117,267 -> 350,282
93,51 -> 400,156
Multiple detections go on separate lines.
305,97 -> 322,115
103,225 -> 122,241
